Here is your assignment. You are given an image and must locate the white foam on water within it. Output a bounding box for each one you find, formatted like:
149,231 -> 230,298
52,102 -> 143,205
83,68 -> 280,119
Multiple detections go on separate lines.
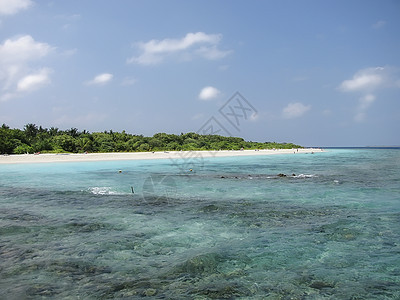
88,187 -> 123,195
294,174 -> 316,178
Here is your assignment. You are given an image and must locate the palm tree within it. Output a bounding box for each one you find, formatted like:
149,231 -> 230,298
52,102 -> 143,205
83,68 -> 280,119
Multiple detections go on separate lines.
24,123 -> 38,141
49,127 -> 59,136
66,127 -> 80,138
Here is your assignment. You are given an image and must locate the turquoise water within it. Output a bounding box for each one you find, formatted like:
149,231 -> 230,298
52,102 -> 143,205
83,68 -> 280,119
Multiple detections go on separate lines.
1,149 -> 399,299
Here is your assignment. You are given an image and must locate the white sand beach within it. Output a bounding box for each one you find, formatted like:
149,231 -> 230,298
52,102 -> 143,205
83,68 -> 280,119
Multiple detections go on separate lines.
0,148 -> 323,165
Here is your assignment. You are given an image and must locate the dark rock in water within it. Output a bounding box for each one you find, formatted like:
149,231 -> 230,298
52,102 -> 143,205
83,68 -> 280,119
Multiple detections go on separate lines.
277,173 -> 287,177
177,253 -> 222,275
292,173 -> 296,176
221,176 -> 225,178
312,221 -> 360,242
66,221 -> 109,233
195,284 -> 244,299
105,279 -> 158,298
47,260 -> 111,276
26,284 -> 59,297
366,280 -> 399,294
192,279 -> 252,299
201,204 -> 219,212
310,280 -> 335,290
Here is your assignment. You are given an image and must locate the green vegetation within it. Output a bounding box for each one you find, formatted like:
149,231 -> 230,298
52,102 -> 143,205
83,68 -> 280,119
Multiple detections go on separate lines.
0,123 -> 302,154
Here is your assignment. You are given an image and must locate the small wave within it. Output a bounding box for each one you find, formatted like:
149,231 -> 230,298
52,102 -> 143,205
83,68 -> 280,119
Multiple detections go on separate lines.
88,187 -> 123,195
216,174 -> 318,180
293,174 -> 316,178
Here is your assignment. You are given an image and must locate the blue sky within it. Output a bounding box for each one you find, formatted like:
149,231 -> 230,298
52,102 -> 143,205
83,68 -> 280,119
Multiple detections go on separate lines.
0,0 -> 399,146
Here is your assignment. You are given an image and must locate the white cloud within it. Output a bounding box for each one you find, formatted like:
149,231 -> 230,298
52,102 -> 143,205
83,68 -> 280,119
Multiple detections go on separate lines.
198,86 -> 220,100
62,23 -> 72,31
0,0 -> 33,15
372,20 -> 386,29
354,94 -> 376,122
196,45 -> 232,60
322,109 -> 332,116
0,35 -> 53,65
282,102 -> 311,119
0,92 -> 15,102
17,68 -> 51,92
339,67 -> 385,92
339,66 -> 400,122
0,35 -> 54,101
128,32 -> 231,65
86,73 -> 113,85
55,13 -> 81,20
354,112 -> 366,122
142,32 -> 220,53
56,13 -> 81,32
358,94 -> 375,110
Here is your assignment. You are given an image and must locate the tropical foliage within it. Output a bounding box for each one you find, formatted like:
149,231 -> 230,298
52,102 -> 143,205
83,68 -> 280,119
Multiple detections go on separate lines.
0,124 -> 302,154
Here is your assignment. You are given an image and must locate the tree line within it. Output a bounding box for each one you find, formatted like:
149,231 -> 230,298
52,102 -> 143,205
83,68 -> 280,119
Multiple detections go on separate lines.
0,123 -> 302,154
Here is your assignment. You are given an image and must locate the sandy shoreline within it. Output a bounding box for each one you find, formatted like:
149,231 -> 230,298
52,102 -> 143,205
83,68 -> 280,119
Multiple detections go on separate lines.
0,148 -> 323,165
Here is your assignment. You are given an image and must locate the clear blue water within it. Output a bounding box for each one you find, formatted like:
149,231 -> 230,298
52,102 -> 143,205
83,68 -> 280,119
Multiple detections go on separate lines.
0,149 -> 399,299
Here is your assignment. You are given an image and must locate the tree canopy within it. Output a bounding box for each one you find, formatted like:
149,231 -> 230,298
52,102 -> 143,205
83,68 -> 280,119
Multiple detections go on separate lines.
0,124 -> 302,154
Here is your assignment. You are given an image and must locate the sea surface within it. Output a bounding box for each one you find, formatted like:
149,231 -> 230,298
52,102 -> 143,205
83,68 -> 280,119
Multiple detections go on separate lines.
0,149 -> 399,299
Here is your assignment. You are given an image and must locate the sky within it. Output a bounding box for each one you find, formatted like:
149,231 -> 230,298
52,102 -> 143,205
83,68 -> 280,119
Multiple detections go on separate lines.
0,0 -> 399,146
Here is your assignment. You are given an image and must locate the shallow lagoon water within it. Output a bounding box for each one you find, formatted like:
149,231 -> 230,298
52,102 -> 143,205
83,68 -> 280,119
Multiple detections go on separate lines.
1,149 -> 399,299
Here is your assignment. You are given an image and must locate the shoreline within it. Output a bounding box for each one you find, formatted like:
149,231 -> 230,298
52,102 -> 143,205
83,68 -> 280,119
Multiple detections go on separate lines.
0,148 -> 323,165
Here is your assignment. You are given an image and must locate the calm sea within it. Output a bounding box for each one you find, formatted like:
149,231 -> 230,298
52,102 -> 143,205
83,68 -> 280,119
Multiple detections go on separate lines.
1,149 -> 399,299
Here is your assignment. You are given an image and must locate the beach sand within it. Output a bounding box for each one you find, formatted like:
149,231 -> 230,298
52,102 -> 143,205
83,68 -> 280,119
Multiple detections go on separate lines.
0,148 -> 323,164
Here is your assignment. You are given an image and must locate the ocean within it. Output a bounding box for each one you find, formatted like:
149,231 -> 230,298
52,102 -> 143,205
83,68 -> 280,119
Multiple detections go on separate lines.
0,149 -> 399,299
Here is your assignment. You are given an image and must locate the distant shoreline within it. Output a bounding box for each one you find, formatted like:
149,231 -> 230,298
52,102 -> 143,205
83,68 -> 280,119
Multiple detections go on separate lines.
320,146 -> 400,149
0,148 -> 323,164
